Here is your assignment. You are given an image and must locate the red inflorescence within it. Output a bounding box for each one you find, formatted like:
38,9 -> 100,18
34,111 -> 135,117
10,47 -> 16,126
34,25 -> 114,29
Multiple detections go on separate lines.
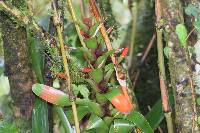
80,30 -> 90,38
82,68 -> 92,73
121,47 -> 129,58
83,17 -> 92,27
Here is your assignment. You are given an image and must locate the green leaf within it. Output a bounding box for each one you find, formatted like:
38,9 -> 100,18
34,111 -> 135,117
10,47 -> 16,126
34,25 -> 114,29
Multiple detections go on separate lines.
0,121 -> 18,133
145,91 -> 174,130
197,97 -> 200,105
194,17 -> 200,38
76,99 -> 104,117
53,106 -> 72,133
28,31 -> 49,133
32,98 -> 49,133
66,106 -> 89,124
96,93 -> 107,103
89,68 -> 104,83
116,111 -> 153,133
85,38 -> 98,50
73,84 -> 90,99
198,116 -> 200,125
85,114 -> 109,132
105,63 -> 114,72
105,88 -> 120,101
105,68 -> 114,82
79,47 -> 95,61
27,32 -> 44,83
163,46 -> 171,58
175,24 -> 188,46
89,23 -> 101,36
95,50 -> 115,68
185,4 -> 199,17
109,119 -> 135,133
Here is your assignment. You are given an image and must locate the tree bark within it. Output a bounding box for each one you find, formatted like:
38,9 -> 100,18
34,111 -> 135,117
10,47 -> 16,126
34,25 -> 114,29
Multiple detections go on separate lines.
0,1 -> 34,132
160,0 -> 198,132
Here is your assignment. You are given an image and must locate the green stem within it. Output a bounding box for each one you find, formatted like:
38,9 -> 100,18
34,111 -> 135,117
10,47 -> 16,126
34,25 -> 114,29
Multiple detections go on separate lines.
157,29 -> 174,133
66,0 -> 87,48
54,106 -> 72,133
157,30 -> 166,77
128,1 -> 138,68
52,2 -> 80,132
164,112 -> 174,133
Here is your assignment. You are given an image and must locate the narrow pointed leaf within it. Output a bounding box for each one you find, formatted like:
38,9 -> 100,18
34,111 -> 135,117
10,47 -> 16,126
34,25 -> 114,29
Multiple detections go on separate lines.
27,31 -> 49,133
95,50 -> 115,68
89,68 -> 103,83
116,111 -> 153,133
145,92 -> 174,130
85,114 -> 109,132
66,106 -> 90,124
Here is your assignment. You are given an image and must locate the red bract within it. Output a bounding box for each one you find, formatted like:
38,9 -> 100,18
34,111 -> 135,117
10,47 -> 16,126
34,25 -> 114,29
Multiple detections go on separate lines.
83,17 -> 92,27
111,93 -> 133,114
56,72 -> 67,80
82,68 -> 92,73
80,30 -> 90,38
121,47 -> 129,58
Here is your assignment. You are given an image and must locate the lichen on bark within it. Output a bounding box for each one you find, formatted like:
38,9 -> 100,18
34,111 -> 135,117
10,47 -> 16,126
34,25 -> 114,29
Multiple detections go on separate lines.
161,0 -> 198,132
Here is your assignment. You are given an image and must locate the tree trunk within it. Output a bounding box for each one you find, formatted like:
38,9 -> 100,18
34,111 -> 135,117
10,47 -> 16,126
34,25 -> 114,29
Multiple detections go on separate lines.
160,0 -> 198,132
0,1 -> 34,132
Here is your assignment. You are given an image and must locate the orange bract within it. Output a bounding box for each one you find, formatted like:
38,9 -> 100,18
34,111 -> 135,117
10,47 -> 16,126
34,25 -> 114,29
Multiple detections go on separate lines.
111,93 -> 133,114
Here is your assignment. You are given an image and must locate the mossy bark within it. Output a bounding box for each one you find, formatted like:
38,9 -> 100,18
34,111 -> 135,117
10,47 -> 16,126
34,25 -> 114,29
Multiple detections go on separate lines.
161,0 -> 198,132
0,1 -> 34,132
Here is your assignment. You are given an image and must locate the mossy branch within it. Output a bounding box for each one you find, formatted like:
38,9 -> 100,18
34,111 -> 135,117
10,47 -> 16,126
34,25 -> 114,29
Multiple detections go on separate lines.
52,1 -> 80,133
0,1 -> 54,45
155,0 -> 174,132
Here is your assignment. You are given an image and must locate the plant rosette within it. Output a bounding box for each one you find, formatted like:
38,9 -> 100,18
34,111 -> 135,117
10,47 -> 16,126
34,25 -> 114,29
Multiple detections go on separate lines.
105,88 -> 133,114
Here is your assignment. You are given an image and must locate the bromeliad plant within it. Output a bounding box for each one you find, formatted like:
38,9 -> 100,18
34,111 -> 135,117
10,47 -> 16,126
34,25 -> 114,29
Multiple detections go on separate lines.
30,0 -> 153,132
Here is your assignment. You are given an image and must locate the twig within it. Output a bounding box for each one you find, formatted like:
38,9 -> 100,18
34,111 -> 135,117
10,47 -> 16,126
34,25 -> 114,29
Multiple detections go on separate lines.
155,0 -> 173,133
140,33 -> 156,64
132,33 -> 156,89
52,1 -> 80,133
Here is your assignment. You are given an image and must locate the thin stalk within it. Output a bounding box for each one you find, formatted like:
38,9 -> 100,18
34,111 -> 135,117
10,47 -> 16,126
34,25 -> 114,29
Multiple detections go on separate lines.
157,29 -> 174,133
54,106 -> 73,133
79,0 -> 86,19
164,112 -> 174,133
52,2 -> 80,133
66,0 -> 87,48
155,0 -> 173,132
128,1 -> 138,69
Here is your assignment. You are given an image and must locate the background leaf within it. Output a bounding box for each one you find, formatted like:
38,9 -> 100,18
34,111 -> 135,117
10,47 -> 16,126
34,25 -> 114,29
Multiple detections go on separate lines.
175,24 -> 188,46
